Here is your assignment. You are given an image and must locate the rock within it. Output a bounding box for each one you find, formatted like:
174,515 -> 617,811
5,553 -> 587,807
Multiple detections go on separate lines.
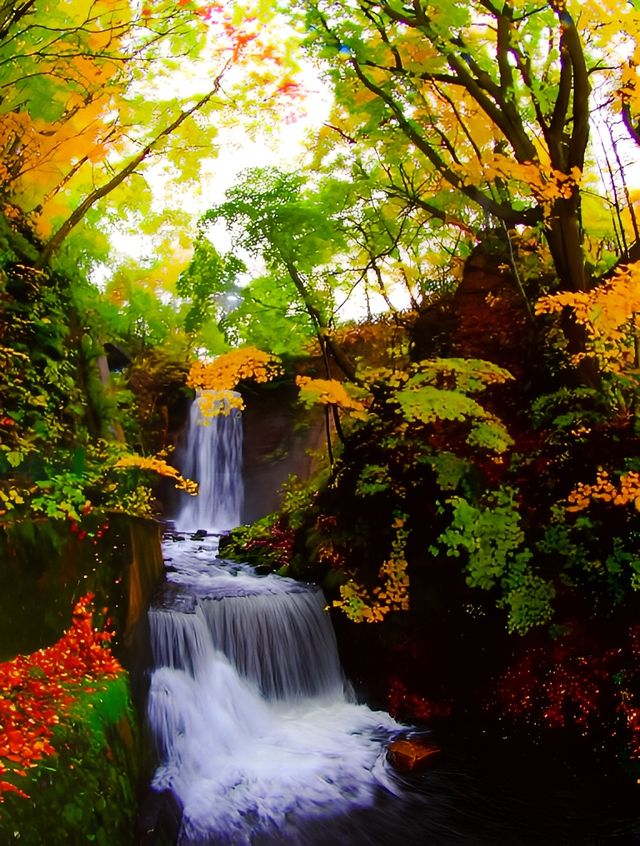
137,787 -> 183,845
151,582 -> 198,614
387,739 -> 441,772
409,235 -> 536,378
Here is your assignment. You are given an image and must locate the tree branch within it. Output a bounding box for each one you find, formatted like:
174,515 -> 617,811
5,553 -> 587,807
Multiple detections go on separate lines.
36,70 -> 230,268
283,259 -> 361,383
0,0 -> 35,41
557,8 -> 590,171
622,100 -> 640,147
349,56 -> 540,226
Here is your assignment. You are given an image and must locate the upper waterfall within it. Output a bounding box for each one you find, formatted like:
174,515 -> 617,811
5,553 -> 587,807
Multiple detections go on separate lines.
173,391 -> 243,532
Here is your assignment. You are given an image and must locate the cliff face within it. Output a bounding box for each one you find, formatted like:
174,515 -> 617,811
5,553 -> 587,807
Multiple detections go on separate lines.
241,381 -> 325,524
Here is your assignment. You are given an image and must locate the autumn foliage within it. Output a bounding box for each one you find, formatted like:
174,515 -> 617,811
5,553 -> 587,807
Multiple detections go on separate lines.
114,453 -> 198,495
296,376 -> 368,419
187,347 -> 283,412
566,470 -> 640,513
497,628 -> 640,760
0,594 -> 122,802
536,261 -> 640,373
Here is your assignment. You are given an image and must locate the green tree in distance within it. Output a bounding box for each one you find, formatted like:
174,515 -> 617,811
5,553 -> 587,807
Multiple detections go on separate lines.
201,167 -> 361,380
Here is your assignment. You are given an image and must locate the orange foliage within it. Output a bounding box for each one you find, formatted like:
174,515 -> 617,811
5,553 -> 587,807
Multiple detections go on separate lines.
0,594 -> 122,801
482,156 -> 581,212
114,454 -> 198,494
536,262 -> 640,372
1,0 -> 305,244
0,2 -> 131,232
187,348 -> 283,413
333,520 -> 410,622
296,376 -> 369,419
566,469 -> 640,512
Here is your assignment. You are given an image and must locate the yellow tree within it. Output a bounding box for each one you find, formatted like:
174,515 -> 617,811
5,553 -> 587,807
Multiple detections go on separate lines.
0,0 -> 304,265
298,0 -> 640,306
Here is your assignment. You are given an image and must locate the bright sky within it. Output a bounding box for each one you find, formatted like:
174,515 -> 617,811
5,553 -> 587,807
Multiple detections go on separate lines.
108,59 -> 331,256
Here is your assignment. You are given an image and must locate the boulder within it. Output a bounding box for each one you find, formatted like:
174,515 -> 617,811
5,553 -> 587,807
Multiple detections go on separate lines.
387,738 -> 441,772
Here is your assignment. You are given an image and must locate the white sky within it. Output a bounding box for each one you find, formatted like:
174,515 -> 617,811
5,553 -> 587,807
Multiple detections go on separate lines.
108,64 -> 331,255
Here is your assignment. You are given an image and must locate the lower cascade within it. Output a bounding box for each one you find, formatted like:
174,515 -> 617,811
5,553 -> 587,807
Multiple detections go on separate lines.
146,400 -> 423,845
148,539 -> 412,845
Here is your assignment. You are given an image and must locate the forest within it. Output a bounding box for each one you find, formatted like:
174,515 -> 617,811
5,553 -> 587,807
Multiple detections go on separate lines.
1,0 -> 640,842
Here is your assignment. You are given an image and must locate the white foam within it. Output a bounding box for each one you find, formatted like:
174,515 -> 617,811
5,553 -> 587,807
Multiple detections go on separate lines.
149,654 -> 402,844
149,399 -> 409,842
148,544 -> 408,842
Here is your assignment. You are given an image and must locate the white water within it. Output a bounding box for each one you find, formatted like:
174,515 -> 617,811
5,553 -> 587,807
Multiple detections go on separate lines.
172,391 -> 243,532
149,405 -> 410,845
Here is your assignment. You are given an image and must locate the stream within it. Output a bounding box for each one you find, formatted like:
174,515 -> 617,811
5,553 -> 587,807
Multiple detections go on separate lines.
143,393 -> 639,845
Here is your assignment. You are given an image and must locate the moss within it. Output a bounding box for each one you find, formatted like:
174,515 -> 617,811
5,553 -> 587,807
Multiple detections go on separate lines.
0,675 -> 139,846
0,518 -> 129,661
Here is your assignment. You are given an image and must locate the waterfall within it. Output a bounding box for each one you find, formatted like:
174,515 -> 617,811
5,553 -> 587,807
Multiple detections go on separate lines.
148,399 -> 420,845
173,391 -> 243,532
147,563 -> 407,845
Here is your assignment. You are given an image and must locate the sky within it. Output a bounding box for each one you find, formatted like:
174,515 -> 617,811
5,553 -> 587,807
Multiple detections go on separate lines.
109,58 -> 331,260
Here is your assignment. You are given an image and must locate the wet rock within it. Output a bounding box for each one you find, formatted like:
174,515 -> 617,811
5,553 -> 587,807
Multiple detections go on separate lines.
387,739 -> 441,772
137,787 -> 182,845
151,582 -> 198,613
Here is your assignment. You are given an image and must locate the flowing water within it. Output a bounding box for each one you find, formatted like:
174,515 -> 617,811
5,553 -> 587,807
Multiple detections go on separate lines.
145,394 -> 635,845
148,537 -> 419,845
172,393 -> 243,534
147,394 -> 419,845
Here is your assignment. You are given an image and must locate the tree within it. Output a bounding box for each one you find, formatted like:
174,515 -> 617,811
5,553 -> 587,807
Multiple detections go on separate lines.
197,162 -> 468,378
298,0 -> 639,300
175,232 -> 245,352
0,0 -> 304,265
201,166 -> 361,381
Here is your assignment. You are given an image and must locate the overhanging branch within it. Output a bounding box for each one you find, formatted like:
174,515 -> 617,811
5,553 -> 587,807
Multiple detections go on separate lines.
36,66 -> 230,268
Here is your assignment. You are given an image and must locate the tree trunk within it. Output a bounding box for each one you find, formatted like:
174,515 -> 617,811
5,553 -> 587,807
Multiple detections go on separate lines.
544,195 -> 589,293
543,196 -> 600,387
283,260 -> 360,384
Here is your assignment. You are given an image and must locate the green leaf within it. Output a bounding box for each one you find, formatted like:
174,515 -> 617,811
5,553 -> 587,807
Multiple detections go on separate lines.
467,418 -> 513,452
396,384 -> 486,423
6,451 -> 23,468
